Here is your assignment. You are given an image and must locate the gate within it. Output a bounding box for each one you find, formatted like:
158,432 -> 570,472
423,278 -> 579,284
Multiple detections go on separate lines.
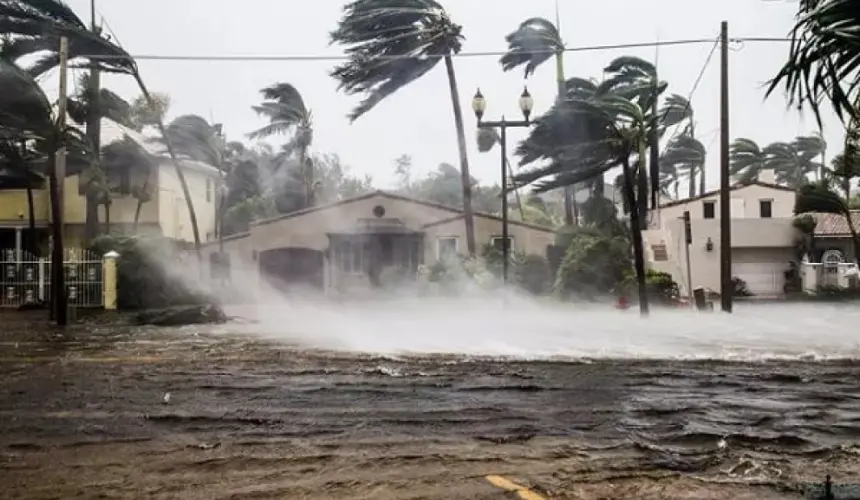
0,248 -> 104,308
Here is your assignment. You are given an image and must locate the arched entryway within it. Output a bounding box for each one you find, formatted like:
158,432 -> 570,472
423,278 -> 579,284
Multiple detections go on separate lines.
258,247 -> 325,290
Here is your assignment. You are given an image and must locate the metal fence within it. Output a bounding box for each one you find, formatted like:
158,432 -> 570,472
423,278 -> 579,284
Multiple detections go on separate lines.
0,248 -> 104,308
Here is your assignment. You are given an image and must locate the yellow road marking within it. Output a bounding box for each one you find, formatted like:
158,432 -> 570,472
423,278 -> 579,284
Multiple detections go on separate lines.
485,475 -> 546,500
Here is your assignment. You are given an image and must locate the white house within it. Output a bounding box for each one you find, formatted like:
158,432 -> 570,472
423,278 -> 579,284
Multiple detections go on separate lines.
642,170 -> 798,297
100,120 -> 221,243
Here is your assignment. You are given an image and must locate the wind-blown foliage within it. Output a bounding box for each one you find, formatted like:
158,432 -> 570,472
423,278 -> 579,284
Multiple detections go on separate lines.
767,0 -> 860,125
329,0 -> 477,254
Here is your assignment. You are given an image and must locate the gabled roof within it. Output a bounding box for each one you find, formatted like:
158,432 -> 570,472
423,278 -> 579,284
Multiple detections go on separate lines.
808,211 -> 860,237
253,190 -> 556,233
659,181 -> 795,209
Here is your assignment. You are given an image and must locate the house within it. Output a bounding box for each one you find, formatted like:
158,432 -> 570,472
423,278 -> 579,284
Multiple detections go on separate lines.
796,211 -> 860,290
642,170 -> 799,297
0,119 -> 221,258
201,190 -> 556,294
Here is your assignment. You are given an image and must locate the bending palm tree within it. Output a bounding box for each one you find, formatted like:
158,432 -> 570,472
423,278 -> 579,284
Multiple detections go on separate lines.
247,83 -> 314,207
500,16 -> 575,225
767,0 -> 860,125
729,138 -> 767,183
329,0 -> 478,255
660,133 -> 706,198
0,0 -> 204,257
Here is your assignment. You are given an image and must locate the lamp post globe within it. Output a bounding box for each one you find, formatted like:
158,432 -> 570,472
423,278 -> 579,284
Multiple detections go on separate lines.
472,88 -> 486,121
519,86 -> 534,121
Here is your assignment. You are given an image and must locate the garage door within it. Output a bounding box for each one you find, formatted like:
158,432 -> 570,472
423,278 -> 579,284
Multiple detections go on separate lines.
732,262 -> 784,296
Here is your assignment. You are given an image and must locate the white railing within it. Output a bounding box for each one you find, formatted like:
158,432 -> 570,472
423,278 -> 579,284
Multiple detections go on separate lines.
0,248 -> 104,308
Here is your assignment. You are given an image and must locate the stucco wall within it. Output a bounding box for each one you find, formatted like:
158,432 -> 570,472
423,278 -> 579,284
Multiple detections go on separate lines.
644,216 -> 798,296
424,216 -> 554,262
157,163 -> 218,243
656,184 -> 795,228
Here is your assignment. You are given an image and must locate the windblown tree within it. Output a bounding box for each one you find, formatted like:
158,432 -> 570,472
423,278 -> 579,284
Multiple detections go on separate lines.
514,84 -> 665,316
0,0 -> 204,256
247,83 -> 315,208
329,0 -> 478,255
660,132 -> 706,198
729,138 -> 768,182
767,0 -> 860,125
499,16 -> 575,225
764,137 -> 825,188
795,181 -> 860,265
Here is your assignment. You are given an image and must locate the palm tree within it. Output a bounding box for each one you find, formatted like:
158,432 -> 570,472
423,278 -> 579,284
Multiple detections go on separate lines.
329,0 -> 478,255
660,133 -> 706,198
67,72 -> 137,240
764,138 -> 824,188
247,83 -> 314,207
659,94 -> 697,192
499,16 -> 575,225
729,138 -> 767,182
0,0 -> 203,258
766,0 -> 860,125
795,182 -> 860,265
0,58 -> 98,323
514,85 -> 660,316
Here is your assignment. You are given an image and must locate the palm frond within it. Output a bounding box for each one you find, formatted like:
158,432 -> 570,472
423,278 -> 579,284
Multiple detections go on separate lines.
499,17 -> 561,78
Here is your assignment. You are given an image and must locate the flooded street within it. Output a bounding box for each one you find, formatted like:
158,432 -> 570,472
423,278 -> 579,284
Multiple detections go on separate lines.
1,310 -> 859,499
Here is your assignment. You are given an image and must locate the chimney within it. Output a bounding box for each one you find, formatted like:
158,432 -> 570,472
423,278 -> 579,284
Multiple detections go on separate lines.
758,169 -> 776,184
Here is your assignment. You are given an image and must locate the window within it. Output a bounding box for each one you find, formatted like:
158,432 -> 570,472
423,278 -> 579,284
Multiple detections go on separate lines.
437,237 -> 458,260
703,201 -> 715,219
490,236 -> 514,253
759,199 -> 773,218
336,240 -> 366,273
206,179 -> 213,202
651,244 -> 669,261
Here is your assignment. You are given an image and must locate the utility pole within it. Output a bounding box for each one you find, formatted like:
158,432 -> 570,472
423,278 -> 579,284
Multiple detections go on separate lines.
51,36 -> 70,326
719,21 -> 733,313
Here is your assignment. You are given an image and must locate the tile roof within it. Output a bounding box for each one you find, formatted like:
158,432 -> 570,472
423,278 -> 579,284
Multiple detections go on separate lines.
809,211 -> 860,237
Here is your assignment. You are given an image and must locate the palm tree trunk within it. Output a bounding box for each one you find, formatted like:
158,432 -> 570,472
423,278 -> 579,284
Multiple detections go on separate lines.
554,51 -> 575,226
48,152 -> 67,324
133,72 -> 202,261
636,142 -> 649,227
688,170 -> 696,198
692,120 -> 705,195
84,65 -> 102,243
133,167 -> 151,231
443,54 -> 476,256
26,184 -> 36,256
104,199 -> 111,233
621,155 -> 649,316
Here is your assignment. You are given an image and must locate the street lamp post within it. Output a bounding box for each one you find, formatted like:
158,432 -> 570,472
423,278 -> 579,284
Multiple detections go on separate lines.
471,87 -> 534,283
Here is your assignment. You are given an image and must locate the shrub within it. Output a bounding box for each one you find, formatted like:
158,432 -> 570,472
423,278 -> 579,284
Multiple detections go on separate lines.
620,269 -> 681,305
554,230 -> 631,299
90,235 -> 214,310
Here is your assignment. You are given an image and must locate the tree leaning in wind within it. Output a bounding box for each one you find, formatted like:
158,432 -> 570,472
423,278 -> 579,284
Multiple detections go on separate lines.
0,0 -> 204,258
767,0 -> 860,125
329,0 -> 479,255
248,83 -> 315,208
499,16 -> 576,226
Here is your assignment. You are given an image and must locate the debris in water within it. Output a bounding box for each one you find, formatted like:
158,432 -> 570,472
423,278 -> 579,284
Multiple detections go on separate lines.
162,392 -> 171,404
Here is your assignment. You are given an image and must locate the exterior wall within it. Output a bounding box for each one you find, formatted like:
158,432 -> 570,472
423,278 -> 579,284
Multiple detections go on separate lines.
156,163 -> 219,244
424,216 -> 554,263
655,184 -> 795,229
0,189 -> 49,224
250,195 -> 463,253
644,216 -> 798,297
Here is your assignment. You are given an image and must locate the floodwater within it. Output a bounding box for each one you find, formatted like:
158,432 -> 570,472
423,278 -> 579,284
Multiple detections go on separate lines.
1,299 -> 859,499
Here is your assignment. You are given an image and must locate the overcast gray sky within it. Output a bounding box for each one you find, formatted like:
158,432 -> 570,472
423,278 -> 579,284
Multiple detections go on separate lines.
53,0 -> 846,191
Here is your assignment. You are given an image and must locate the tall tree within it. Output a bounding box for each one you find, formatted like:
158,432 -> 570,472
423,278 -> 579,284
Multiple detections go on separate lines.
729,138 -> 768,183
247,83 -> 315,207
764,138 -> 825,188
0,0 -> 203,257
660,133 -> 706,198
499,16 -> 575,225
767,0 -> 860,125
329,0 -> 478,255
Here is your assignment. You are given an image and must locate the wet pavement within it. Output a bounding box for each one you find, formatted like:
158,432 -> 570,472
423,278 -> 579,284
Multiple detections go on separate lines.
0,312 -> 858,499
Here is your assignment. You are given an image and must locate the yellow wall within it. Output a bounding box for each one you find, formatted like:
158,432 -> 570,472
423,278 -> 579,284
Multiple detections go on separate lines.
0,189 -> 50,222
157,163 -> 218,244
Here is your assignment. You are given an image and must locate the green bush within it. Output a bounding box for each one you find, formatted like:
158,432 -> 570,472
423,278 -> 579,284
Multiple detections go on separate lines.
554,230 -> 631,299
91,235 -> 214,310
620,268 -> 681,305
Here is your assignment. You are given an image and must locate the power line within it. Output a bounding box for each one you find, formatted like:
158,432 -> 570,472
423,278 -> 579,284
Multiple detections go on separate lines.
664,36 -> 721,145
83,36 -> 790,62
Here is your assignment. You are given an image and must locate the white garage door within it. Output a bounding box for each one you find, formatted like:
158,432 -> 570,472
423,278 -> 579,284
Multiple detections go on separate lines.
732,262 -> 784,296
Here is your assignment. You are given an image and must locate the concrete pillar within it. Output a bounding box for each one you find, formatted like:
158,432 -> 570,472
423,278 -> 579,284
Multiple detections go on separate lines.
14,227 -> 22,261
103,250 -> 119,310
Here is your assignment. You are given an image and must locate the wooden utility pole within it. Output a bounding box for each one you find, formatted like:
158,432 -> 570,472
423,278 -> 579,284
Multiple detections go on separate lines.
51,36 -> 70,326
719,21 -> 732,313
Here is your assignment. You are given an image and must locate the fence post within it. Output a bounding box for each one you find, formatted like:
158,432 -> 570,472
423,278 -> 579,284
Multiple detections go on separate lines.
38,257 -> 45,302
103,251 -> 119,310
